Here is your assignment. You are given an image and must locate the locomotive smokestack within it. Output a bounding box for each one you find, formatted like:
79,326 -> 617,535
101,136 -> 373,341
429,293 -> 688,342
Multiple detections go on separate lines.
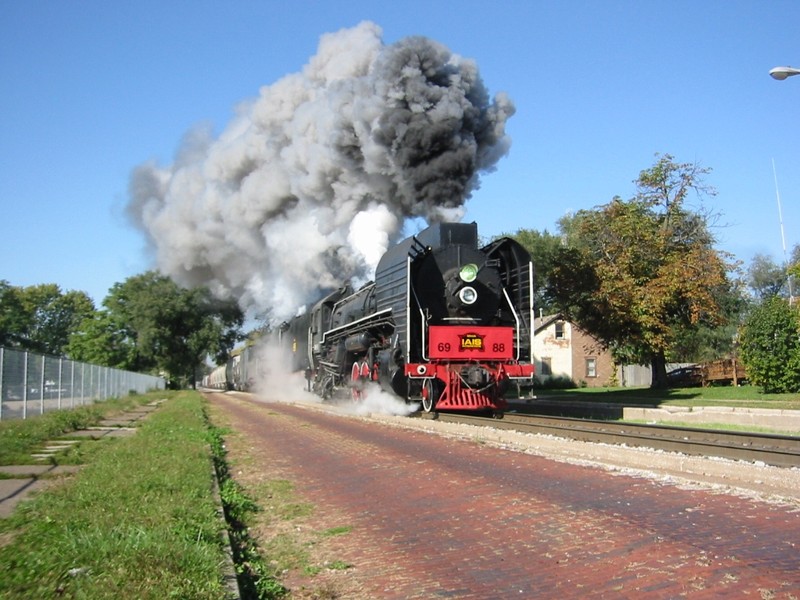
127,21 -> 515,322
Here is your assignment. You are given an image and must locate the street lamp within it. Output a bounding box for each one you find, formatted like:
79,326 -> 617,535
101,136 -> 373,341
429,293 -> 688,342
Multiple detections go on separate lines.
769,66 -> 800,80
770,65 -> 798,304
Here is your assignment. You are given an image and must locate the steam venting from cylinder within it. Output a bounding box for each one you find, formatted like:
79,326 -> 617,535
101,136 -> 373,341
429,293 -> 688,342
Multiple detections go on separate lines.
127,21 -> 515,323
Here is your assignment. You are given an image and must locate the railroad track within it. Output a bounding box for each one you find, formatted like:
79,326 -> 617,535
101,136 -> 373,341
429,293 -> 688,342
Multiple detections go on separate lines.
416,412 -> 800,469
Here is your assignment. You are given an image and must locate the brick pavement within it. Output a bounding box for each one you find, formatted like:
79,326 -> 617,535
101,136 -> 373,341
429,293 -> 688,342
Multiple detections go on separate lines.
210,393 -> 800,599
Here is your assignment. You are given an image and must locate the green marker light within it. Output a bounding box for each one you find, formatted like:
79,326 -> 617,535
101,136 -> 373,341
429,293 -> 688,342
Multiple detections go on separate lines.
459,263 -> 478,283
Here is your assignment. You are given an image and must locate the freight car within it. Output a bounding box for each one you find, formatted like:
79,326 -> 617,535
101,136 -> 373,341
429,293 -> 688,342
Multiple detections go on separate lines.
285,222 -> 534,413
202,345 -> 261,391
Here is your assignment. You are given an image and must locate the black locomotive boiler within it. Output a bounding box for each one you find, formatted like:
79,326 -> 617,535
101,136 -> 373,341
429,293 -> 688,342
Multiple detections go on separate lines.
282,222 -> 534,413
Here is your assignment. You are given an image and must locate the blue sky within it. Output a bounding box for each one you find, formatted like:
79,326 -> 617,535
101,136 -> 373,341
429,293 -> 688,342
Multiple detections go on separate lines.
1,0 -> 798,307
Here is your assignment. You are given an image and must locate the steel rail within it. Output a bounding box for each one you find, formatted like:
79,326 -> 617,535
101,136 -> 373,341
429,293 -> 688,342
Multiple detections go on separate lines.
416,412 -> 800,468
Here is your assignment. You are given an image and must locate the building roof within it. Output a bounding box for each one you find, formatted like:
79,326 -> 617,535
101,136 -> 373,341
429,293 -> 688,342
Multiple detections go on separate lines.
533,313 -> 565,335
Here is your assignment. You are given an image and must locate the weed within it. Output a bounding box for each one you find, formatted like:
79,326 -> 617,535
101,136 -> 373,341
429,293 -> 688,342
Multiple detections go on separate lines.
207,422 -> 286,599
321,525 -> 352,537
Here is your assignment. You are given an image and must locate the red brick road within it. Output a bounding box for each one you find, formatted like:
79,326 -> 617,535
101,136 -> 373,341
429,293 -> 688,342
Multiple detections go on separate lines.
210,393 -> 800,599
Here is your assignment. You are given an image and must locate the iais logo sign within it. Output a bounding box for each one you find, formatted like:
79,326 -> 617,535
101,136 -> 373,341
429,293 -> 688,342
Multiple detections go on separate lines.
459,332 -> 484,352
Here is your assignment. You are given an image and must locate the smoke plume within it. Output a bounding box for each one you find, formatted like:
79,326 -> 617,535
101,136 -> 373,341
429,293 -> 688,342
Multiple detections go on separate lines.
127,21 -> 515,322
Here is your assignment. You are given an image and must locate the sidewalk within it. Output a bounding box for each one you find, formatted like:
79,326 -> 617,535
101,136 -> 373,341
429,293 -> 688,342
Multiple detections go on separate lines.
0,402 -> 162,518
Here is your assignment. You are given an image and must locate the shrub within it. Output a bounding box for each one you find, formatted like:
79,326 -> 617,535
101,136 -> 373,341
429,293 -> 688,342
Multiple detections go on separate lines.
739,297 -> 800,393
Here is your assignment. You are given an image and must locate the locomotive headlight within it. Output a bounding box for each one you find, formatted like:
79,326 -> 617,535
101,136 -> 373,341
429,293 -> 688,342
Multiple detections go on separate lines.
459,263 -> 479,283
459,286 -> 478,305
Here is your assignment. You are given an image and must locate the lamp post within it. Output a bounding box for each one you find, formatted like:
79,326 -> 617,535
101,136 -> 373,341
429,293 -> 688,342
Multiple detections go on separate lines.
769,66 -> 800,80
769,65 -> 797,303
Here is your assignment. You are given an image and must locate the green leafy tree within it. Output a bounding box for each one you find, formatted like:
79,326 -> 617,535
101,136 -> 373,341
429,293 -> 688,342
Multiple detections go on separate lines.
790,261 -> 800,281
739,297 -> 800,393
549,154 -> 733,387
67,311 -> 135,367
70,271 -> 244,386
26,286 -> 96,355
747,253 -> 789,300
668,279 -> 747,363
503,228 -> 563,314
0,281 -> 95,355
0,281 -> 27,348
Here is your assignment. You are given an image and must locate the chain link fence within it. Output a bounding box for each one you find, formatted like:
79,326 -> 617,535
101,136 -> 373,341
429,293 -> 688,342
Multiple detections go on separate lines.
0,347 -> 165,421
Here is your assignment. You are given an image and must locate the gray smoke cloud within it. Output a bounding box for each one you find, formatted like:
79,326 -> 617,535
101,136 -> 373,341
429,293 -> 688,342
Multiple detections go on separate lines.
127,21 -> 515,322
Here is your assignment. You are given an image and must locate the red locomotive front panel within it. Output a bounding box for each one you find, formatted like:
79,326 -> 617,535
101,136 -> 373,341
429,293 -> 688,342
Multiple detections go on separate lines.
428,326 -> 515,360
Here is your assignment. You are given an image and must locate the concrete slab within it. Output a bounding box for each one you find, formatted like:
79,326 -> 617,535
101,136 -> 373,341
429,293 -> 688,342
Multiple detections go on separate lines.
98,418 -> 140,427
73,427 -> 137,438
0,466 -> 82,519
623,405 -> 800,433
0,465 -> 82,477
0,478 -> 50,518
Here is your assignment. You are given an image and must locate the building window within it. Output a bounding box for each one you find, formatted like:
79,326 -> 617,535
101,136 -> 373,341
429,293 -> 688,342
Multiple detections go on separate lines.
554,321 -> 565,339
540,357 -> 552,376
585,358 -> 597,378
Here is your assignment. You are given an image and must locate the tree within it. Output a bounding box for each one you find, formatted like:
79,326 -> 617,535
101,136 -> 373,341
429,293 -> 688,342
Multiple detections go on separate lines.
668,278 -> 747,363
70,272 -> 244,386
26,286 -> 96,355
739,297 -> 800,393
549,154 -> 733,388
0,281 -> 27,348
0,281 -> 95,355
67,311 -> 135,368
748,253 -> 790,300
502,228 -> 563,314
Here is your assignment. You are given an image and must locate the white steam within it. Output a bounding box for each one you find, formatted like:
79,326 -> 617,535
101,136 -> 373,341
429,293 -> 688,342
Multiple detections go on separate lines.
246,343 -> 314,403
343,382 -> 420,417
248,340 -> 418,416
127,21 -> 515,322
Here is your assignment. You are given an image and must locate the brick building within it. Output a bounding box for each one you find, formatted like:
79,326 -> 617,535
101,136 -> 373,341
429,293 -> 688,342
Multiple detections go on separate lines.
532,314 -> 617,387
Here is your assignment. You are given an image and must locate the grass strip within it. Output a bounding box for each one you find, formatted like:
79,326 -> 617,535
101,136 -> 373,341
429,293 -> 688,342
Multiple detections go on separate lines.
208,424 -> 288,599
0,394 -> 149,465
0,391 -> 230,599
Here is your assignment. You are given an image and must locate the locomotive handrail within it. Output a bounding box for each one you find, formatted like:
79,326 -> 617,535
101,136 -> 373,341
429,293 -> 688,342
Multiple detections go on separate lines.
527,261 -> 534,357
501,287 -> 523,362
320,307 -> 393,343
406,256 -> 414,364
329,283 -> 376,325
419,307 -> 429,361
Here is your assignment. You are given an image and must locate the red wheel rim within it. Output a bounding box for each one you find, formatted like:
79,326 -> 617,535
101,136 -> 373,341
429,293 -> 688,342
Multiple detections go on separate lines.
351,362 -> 361,401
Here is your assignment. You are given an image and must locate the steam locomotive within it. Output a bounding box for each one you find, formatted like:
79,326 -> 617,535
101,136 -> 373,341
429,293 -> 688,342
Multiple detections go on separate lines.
281,222 -> 534,413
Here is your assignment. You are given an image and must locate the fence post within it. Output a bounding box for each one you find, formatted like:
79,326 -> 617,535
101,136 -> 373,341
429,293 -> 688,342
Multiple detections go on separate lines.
22,351 -> 28,419
58,357 -> 63,410
81,362 -> 86,406
0,347 -> 4,421
39,354 -> 45,415
70,360 -> 75,409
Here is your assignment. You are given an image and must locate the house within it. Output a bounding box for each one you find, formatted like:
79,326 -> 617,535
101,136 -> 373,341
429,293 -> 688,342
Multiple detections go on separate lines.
532,314 -> 616,387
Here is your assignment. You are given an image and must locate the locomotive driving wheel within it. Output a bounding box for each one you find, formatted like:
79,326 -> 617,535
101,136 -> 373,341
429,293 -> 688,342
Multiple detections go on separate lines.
421,378 -> 441,413
351,362 -> 362,401
351,362 -> 370,401
319,376 -> 334,402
